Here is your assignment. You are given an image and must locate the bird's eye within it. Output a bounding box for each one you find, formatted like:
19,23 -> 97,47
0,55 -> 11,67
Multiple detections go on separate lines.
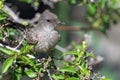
47,20 -> 50,22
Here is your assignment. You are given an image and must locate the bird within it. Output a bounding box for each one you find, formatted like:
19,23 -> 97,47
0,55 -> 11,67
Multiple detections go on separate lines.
26,10 -> 60,52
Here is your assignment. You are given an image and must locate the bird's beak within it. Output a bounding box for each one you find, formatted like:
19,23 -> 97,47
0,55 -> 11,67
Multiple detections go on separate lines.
60,21 -> 65,24
57,20 -> 65,25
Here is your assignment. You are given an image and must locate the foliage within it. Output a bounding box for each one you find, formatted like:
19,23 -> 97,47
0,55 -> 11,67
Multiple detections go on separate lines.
52,41 -> 111,80
19,0 -> 40,6
0,27 -> 110,80
69,0 -> 120,33
0,0 -> 7,21
53,41 -> 93,80
0,0 -> 4,9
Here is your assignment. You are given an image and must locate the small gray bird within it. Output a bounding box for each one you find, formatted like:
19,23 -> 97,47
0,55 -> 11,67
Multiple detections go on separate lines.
26,10 -> 60,52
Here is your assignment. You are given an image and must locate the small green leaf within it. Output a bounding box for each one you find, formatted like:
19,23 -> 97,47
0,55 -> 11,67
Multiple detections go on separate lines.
0,1 -> 4,9
86,52 -> 96,59
52,74 -> 64,80
15,67 -> 22,74
20,45 -> 33,54
0,46 -> 16,55
78,66 -> 90,76
59,66 -> 76,73
25,69 -> 37,78
64,51 -> 77,55
28,59 -> 36,66
70,0 -> 76,4
88,3 -> 96,15
2,57 -> 14,73
100,0 -> 106,8
0,9 -> 7,20
15,73 -> 22,80
21,55 -> 31,63
102,77 -> 112,80
19,0 -> 32,4
66,77 -> 79,80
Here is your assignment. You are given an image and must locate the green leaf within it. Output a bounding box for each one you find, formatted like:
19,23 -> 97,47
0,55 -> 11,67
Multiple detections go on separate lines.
66,77 -> 79,80
59,66 -> 76,73
20,45 -> 33,54
0,9 -> 7,20
64,51 -> 77,55
20,55 -> 31,63
19,0 -> 32,4
70,0 -> 76,4
78,66 -> 90,76
100,0 -> 106,8
88,3 -> 96,15
86,52 -> 96,59
15,73 -> 22,80
25,69 -> 37,78
52,74 -> 64,80
15,67 -> 22,74
0,1 -> 4,9
0,46 -> 17,55
102,77 -> 112,80
2,57 -> 14,73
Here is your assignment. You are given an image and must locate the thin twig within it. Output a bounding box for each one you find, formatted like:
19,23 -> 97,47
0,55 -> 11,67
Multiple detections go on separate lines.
0,43 -> 40,62
56,26 -> 96,31
4,4 -> 96,32
47,70 -> 53,80
55,45 -> 68,52
14,35 -> 25,49
0,43 -> 20,52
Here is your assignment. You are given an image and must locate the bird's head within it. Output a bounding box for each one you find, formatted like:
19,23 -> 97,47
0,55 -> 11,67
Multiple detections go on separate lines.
40,10 -> 60,26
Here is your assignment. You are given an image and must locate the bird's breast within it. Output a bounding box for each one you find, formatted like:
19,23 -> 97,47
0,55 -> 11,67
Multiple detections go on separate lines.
35,30 -> 60,52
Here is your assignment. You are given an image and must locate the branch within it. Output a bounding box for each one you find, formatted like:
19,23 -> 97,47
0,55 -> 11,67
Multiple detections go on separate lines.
14,35 -> 25,49
55,45 -> 68,52
0,43 -> 20,52
56,26 -> 96,31
4,4 -> 41,25
0,43 -> 40,61
47,70 -> 53,80
4,4 -> 95,32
